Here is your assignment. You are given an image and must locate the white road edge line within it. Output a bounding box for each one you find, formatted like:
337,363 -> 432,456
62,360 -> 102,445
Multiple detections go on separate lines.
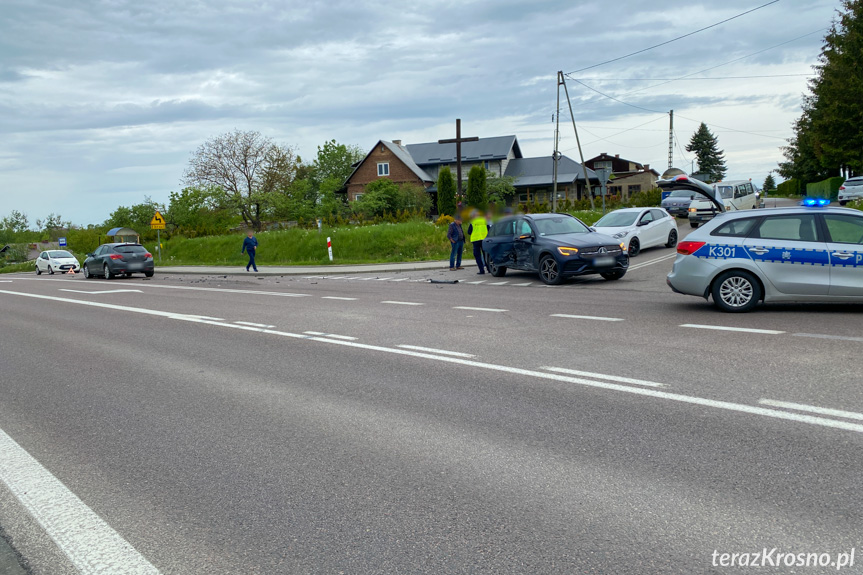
551,314 -> 624,322
453,306 -> 507,313
793,332 -> 863,343
542,367 -> 664,388
381,301 -> 424,306
15,277 -> 312,298
680,324 -> 785,335
303,331 -> 357,341
235,321 -> 276,328
396,345 -> 476,358
321,296 -> 358,301
759,399 -> 863,421
0,428 -> 162,574
628,253 -> 677,270
59,289 -> 143,294
3,289 -> 863,436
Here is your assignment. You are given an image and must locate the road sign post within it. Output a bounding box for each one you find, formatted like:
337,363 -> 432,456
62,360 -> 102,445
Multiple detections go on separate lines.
150,211 -> 166,261
58,237 -> 67,247
595,168 -> 612,215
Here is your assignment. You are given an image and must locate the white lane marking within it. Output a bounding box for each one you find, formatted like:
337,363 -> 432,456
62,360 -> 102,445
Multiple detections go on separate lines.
390,278 -> 409,282
303,331 -> 357,341
680,324 -> 785,335
396,345 -> 476,358
465,280 -> 486,284
325,276 -> 347,280
0,280 -> 13,282
487,281 -> 508,286
235,321 -> 276,328
59,289 -> 143,294
355,277 -> 375,281
542,367 -> 665,388
184,315 -> 224,321
793,333 -> 863,343
17,277 -> 312,298
4,289 -> 863,435
551,314 -> 624,322
0,428 -> 161,574
511,282 -> 534,287
303,276 -> 325,279
321,296 -> 357,301
375,277 -> 394,281
759,399 -> 863,421
381,300 -> 424,306
628,253 -> 677,270
454,306 -> 507,313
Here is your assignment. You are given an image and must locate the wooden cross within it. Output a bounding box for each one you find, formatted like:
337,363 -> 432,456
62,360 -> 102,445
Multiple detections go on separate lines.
438,119 -> 478,196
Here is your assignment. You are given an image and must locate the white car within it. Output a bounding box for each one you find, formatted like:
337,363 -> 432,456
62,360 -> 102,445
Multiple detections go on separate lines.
35,250 -> 80,274
838,176 -> 863,205
592,207 -> 678,256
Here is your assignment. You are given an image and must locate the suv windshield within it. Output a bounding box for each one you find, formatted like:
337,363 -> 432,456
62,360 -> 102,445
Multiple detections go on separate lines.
595,212 -> 639,227
534,217 -> 589,236
48,250 -> 74,258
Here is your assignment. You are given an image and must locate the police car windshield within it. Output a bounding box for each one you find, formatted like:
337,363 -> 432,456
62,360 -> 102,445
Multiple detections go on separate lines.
48,250 -> 74,258
595,212 -> 639,227
716,186 -> 734,199
534,217 -> 589,236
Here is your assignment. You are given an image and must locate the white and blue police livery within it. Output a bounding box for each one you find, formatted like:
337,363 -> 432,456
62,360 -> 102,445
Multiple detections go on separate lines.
667,200 -> 863,312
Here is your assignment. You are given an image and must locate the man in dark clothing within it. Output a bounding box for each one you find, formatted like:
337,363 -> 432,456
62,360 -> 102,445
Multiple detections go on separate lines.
242,230 -> 258,272
447,215 -> 465,271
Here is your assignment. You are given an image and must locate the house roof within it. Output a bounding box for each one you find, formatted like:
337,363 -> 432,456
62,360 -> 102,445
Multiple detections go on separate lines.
505,156 -> 598,187
587,153 -> 644,169
405,135 -> 521,165
343,140 -> 433,187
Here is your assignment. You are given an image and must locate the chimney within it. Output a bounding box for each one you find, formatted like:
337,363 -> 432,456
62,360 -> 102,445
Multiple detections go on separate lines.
615,154 -> 620,159
393,140 -> 402,146
644,164 -> 650,171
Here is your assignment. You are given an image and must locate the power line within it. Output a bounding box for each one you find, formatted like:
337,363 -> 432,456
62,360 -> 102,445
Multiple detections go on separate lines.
566,77 -> 667,114
566,0 -> 779,75
572,74 -> 814,81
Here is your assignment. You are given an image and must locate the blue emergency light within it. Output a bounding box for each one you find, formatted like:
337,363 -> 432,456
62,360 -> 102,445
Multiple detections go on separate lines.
801,197 -> 830,207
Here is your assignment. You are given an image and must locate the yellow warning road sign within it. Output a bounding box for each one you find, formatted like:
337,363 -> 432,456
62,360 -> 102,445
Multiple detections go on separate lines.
150,211 -> 166,230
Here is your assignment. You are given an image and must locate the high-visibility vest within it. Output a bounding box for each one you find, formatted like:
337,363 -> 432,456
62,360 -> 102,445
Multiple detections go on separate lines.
470,217 -> 488,242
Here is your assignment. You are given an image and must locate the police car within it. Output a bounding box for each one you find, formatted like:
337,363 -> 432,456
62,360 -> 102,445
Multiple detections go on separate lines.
667,199 -> 863,312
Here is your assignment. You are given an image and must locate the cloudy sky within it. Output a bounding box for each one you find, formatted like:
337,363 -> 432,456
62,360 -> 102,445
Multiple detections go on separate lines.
0,0 -> 841,225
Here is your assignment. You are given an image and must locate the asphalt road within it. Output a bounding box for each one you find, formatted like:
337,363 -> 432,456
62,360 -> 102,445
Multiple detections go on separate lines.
1,217 -> 862,574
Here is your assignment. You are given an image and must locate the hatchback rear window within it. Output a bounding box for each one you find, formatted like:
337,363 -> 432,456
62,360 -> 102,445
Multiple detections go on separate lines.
114,245 -> 147,254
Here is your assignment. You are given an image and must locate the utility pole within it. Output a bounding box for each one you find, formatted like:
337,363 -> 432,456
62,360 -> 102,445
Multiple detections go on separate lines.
559,72 -> 596,211
552,73 -> 562,212
439,119 -> 478,197
668,110 -> 674,170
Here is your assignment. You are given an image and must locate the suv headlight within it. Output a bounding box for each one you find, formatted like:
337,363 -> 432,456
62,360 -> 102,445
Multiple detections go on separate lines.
557,247 -> 579,256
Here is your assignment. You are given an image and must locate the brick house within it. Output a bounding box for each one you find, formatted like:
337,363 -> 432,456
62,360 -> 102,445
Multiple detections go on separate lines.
585,153 -> 660,199
344,140 -> 433,202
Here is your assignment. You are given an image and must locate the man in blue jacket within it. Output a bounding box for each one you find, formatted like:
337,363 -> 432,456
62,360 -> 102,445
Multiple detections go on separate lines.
242,230 -> 258,272
447,215 -> 465,271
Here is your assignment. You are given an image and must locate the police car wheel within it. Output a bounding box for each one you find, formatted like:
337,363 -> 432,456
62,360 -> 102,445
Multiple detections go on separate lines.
711,271 -> 761,313
628,238 -> 640,257
665,229 -> 678,248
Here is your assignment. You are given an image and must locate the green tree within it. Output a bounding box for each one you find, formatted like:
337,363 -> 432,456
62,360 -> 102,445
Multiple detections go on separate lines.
465,165 -> 488,211
397,183 -> 432,215
1,210 -> 30,233
312,140 -> 364,186
762,174 -> 777,194
436,166 -> 457,216
686,123 -> 727,182
486,174 -> 516,206
354,178 -> 401,218
167,186 -> 239,234
183,130 -> 298,231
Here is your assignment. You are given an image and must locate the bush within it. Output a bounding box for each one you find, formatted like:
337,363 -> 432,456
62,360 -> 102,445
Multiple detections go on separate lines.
806,176 -> 845,200
435,214 -> 454,227
627,188 -> 662,207
775,179 -> 804,197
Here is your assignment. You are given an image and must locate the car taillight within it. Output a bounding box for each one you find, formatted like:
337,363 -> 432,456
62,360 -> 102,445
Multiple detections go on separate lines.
677,241 -> 706,256
144,252 -> 152,259
839,186 -> 845,190
109,254 -> 124,260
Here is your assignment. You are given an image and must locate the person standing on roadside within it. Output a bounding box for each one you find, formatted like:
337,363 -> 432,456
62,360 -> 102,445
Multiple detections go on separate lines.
467,210 -> 488,275
447,215 -> 465,271
242,230 -> 258,272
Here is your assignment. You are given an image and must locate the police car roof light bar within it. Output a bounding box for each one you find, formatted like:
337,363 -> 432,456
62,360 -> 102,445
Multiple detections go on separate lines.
801,197 -> 831,207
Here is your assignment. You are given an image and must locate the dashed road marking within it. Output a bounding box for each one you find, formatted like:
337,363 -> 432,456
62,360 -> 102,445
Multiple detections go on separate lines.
396,345 -> 475,358
235,321 -> 275,328
487,281 -> 508,286
59,289 -> 143,294
381,300 -> 424,306
321,296 -> 357,301
680,324 -> 785,335
465,280 -> 486,284
793,333 -> 863,343
511,282 -> 534,286
454,306 -> 507,313
551,314 -> 624,322
542,367 -> 665,388
303,331 -> 357,341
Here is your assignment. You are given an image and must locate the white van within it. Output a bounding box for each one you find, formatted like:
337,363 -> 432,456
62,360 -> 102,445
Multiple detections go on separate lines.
688,179 -> 758,228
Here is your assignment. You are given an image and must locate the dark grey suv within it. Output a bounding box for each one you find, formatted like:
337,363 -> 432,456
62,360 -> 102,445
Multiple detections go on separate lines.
83,243 -> 155,279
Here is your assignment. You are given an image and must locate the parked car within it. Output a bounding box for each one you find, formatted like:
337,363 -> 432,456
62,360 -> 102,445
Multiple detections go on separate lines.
482,213 -> 628,285
838,176 -> 863,205
667,201 -> 863,312
82,243 -> 154,279
592,207 -> 678,256
660,189 -> 699,217
35,250 -> 80,275
688,179 -> 759,228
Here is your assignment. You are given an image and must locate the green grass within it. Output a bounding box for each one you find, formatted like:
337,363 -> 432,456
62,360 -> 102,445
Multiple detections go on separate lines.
147,211 -> 613,267
0,261 -> 35,274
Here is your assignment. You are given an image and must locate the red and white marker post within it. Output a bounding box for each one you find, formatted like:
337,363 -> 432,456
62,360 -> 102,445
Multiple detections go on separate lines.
327,237 -> 333,261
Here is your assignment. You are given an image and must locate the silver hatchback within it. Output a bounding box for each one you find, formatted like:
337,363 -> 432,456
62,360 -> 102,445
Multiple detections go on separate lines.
667,204 -> 863,312
838,176 -> 863,205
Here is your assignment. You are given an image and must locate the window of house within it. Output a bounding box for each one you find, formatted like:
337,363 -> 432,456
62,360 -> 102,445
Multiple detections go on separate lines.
628,184 -> 641,195
594,161 -> 613,170
354,193 -> 364,201
608,186 -> 623,195
484,161 -> 490,170
377,163 -> 389,177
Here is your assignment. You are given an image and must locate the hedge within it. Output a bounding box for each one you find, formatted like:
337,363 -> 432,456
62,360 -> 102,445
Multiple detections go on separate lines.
775,179 -> 803,197
805,176 -> 845,200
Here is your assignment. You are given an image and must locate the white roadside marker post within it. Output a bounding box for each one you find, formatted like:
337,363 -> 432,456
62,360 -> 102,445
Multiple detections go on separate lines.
327,237 -> 333,261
